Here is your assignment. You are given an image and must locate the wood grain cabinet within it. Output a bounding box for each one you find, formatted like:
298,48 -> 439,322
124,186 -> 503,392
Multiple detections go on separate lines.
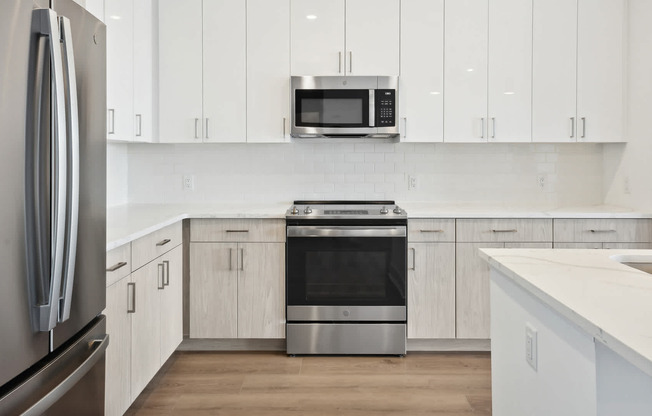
553,219 -> 652,249
104,227 -> 182,416
407,219 -> 455,338
189,219 -> 286,339
455,219 -> 553,339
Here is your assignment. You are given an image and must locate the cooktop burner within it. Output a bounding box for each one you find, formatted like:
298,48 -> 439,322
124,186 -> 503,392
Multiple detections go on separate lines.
286,200 -> 406,220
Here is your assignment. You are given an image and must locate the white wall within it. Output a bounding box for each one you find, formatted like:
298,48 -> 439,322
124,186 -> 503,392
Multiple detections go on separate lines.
124,142 -> 604,207
603,0 -> 652,211
107,142 -> 128,207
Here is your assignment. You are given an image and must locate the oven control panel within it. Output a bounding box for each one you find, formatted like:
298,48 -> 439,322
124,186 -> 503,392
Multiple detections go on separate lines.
374,89 -> 395,127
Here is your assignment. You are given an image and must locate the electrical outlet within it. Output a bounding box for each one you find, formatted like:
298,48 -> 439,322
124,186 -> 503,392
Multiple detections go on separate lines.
408,175 -> 418,191
526,324 -> 538,371
537,174 -> 546,190
183,175 -> 195,191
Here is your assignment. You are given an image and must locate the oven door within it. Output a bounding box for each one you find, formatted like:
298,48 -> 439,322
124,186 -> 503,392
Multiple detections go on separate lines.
286,226 -> 406,321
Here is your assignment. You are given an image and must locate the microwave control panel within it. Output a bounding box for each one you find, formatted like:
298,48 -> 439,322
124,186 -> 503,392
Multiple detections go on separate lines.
375,89 -> 396,127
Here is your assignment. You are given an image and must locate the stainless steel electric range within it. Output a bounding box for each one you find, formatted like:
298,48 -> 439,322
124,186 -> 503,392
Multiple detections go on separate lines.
285,201 -> 407,355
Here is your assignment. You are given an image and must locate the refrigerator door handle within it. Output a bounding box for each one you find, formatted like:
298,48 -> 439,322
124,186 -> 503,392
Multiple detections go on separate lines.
25,9 -> 68,332
58,16 -> 80,324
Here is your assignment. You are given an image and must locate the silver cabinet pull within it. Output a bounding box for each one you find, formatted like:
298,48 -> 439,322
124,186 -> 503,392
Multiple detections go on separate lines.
491,229 -> 518,233
589,229 -> 616,233
194,118 -> 200,139
226,230 -> 249,233
581,117 -> 586,138
106,261 -> 127,272
420,229 -> 444,233
135,114 -> 142,137
349,51 -> 352,73
158,263 -> 164,290
491,117 -> 496,139
205,118 -> 210,139
108,108 -> 115,134
239,248 -> 244,271
229,248 -> 233,271
127,282 -> 136,313
163,260 -> 170,286
338,51 -> 342,73
481,118 -> 485,139
402,117 -> 407,138
570,117 -> 575,138
156,238 -> 171,246
408,247 -> 416,271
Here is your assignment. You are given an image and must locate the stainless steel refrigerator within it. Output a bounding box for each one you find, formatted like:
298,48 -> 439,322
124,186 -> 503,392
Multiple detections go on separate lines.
0,0 -> 107,414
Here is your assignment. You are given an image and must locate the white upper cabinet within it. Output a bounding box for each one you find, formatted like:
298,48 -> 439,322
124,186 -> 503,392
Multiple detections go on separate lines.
132,0 -> 154,142
577,0 -> 626,142
84,0 -> 105,22
158,0 -> 203,143
487,0 -> 532,142
290,0 -> 345,76
399,0 -> 444,142
345,0 -> 399,76
444,0 -> 488,143
203,0 -> 247,142
290,0 -> 399,76
532,0 -> 578,142
247,0 -> 291,142
105,0 -> 134,141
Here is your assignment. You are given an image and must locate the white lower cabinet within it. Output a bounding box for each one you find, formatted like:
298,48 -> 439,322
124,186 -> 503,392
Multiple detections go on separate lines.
105,275 -> 131,416
189,219 -> 285,339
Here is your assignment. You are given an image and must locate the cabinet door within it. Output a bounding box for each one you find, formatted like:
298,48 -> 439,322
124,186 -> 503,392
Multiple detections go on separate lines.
133,0 -> 153,142
399,0 -> 444,142
444,0 -> 488,142
290,0 -> 345,75
532,0 -> 577,142
203,0 -> 247,142
247,0 -> 290,142
158,0 -> 203,142
189,243 -> 238,338
345,0 -> 399,76
238,243 -> 285,338
554,242 -> 603,249
577,0 -> 626,142
105,0 -> 133,141
455,242 -> 502,339
85,0 -> 105,22
407,242 -> 455,338
105,277 -> 131,416
130,260 -> 162,401
488,0 -> 532,142
160,246 -> 183,364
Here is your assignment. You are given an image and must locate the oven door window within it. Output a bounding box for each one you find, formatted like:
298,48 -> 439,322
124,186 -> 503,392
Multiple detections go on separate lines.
295,89 -> 370,127
287,237 -> 406,306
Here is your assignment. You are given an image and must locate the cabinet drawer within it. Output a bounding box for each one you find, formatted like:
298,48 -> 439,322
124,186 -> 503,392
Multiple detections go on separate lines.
408,219 -> 455,242
190,219 -> 285,242
553,219 -> 652,243
456,219 -> 553,242
132,222 -> 183,271
106,243 -> 131,286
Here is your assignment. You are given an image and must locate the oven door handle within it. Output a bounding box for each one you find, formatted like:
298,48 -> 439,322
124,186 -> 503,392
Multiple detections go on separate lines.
287,226 -> 406,238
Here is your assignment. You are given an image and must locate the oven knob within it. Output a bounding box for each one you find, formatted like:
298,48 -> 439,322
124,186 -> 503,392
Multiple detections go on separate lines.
304,206 -> 313,214
380,206 -> 389,214
393,206 -> 402,214
291,206 -> 299,215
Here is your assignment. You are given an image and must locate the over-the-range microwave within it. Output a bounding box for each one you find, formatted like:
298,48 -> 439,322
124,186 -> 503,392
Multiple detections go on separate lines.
290,76 -> 399,140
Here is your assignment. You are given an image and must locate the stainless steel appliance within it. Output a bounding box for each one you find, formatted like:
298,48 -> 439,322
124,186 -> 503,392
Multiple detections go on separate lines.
285,201 -> 407,355
290,76 -> 399,139
0,1 -> 107,414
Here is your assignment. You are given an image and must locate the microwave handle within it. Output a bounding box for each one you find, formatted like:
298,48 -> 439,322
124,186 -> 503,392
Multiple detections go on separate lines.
369,90 -> 375,127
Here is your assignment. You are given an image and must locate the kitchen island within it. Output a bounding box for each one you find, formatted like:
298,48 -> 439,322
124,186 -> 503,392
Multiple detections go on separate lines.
480,248 -> 652,415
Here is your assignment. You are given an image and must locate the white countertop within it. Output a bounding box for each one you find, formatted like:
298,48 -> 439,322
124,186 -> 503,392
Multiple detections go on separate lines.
107,202 -> 652,250
479,248 -> 652,377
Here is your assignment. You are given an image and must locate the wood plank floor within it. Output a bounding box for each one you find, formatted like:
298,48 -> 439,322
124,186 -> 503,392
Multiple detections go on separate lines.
126,351 -> 491,415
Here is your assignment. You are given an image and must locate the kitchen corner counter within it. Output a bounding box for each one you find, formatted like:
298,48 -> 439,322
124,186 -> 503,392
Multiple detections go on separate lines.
479,248 -> 652,378
107,203 -> 289,250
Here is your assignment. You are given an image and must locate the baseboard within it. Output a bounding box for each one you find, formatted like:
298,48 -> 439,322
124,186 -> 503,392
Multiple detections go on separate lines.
178,338 -> 490,352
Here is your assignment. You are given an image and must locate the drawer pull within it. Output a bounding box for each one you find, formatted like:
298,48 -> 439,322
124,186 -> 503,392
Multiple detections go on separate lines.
420,229 -> 444,233
106,261 -> 127,272
589,229 -> 616,233
491,229 -> 518,233
226,230 -> 249,233
156,238 -> 171,246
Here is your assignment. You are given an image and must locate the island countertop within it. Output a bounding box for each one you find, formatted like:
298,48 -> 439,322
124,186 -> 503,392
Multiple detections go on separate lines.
479,248 -> 652,378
